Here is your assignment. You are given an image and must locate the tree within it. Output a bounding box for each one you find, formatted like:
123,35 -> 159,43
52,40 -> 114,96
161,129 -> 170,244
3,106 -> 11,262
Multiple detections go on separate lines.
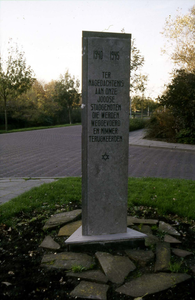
162,5 -> 195,72
130,39 -> 148,94
14,80 -> 47,126
0,42 -> 35,130
146,69 -> 195,144
15,80 -> 60,126
120,30 -> 148,94
129,39 -> 148,117
44,80 -> 60,122
54,71 -> 80,124
159,69 -> 195,131
131,95 -> 158,117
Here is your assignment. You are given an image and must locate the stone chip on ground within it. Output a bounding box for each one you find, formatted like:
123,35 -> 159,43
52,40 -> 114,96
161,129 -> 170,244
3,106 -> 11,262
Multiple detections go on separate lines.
125,249 -> 154,264
43,209 -> 82,230
66,270 -> 108,283
159,221 -> 180,236
41,252 -> 93,270
139,225 -> 152,235
144,233 -> 159,246
127,216 -> 158,225
58,220 -> 82,236
70,280 -> 109,300
172,248 -> 193,257
155,242 -> 170,272
116,272 -> 191,297
39,235 -> 60,250
95,251 -> 136,284
164,234 -> 181,243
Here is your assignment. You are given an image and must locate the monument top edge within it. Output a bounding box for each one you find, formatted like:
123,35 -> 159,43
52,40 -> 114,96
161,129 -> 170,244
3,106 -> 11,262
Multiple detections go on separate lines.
82,31 -> 131,39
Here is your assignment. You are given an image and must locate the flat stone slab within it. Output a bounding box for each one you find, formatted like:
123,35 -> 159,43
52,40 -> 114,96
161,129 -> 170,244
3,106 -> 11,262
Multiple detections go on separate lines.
155,242 -> 170,272
43,209 -> 82,230
145,233 -> 159,247
164,234 -> 181,243
65,226 -> 146,245
172,248 -> 193,257
41,252 -> 93,270
125,249 -> 154,264
58,220 -> 82,236
66,270 -> 108,283
127,216 -> 158,225
39,235 -> 60,250
116,272 -> 191,297
70,280 -> 109,300
140,225 -> 153,235
95,252 -> 136,284
159,221 -> 180,236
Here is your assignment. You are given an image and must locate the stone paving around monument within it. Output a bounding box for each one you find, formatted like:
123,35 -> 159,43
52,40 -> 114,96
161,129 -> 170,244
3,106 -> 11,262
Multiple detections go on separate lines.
38,209 -> 195,299
0,178 -> 56,205
129,129 -> 195,152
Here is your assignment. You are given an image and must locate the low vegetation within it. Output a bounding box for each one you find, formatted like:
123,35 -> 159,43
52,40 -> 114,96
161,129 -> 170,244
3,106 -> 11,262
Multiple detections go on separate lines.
129,118 -> 147,131
128,177 -> 195,220
0,118 -> 147,134
146,69 -> 195,144
1,177 -> 195,227
1,177 -> 195,300
0,123 -> 81,134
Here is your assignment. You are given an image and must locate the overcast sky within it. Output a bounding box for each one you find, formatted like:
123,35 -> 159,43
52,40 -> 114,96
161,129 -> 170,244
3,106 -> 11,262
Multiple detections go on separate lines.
0,0 -> 194,98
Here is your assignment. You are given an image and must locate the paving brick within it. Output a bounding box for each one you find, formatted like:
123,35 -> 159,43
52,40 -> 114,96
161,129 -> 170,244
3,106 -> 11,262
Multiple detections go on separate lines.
0,126 -> 195,179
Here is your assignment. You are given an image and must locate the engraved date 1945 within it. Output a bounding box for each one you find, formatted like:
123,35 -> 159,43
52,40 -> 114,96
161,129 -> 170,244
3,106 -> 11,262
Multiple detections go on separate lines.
93,50 -> 120,60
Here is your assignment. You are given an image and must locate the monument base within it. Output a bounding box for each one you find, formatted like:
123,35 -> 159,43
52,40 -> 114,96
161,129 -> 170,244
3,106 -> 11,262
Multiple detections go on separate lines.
65,226 -> 147,245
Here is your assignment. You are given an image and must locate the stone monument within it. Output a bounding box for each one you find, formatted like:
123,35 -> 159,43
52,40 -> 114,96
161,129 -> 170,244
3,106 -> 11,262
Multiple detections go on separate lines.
66,31 -> 146,244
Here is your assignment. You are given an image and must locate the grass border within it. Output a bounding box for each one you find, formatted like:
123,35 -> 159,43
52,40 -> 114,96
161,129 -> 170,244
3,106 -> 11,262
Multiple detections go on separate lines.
1,177 -> 195,227
0,123 -> 81,134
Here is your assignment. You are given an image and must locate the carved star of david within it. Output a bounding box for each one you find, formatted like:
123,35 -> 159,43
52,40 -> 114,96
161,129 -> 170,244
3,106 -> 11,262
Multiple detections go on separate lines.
102,152 -> 109,161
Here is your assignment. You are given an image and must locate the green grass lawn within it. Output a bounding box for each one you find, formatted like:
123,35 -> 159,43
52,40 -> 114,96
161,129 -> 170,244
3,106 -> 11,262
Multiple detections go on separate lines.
1,177 -> 195,227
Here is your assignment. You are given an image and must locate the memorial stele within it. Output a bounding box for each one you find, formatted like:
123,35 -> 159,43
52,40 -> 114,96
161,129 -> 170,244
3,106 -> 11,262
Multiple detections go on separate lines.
66,31 -> 146,245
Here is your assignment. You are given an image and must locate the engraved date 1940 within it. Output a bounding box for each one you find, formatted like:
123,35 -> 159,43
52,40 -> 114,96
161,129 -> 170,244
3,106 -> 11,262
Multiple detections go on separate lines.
93,50 -> 120,60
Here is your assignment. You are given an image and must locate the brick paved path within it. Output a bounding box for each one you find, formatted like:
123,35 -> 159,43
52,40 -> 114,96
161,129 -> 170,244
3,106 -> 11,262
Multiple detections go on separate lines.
0,125 -> 195,179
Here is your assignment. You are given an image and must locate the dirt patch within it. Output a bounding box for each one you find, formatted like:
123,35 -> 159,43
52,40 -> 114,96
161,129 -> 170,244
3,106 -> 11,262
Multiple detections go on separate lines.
0,207 -> 195,300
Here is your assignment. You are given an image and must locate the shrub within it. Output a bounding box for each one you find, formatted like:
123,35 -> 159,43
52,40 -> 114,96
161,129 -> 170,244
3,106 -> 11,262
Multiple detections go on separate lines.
145,109 -> 176,141
129,118 -> 147,131
160,70 -> 195,132
71,108 -> 81,123
176,128 -> 195,144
